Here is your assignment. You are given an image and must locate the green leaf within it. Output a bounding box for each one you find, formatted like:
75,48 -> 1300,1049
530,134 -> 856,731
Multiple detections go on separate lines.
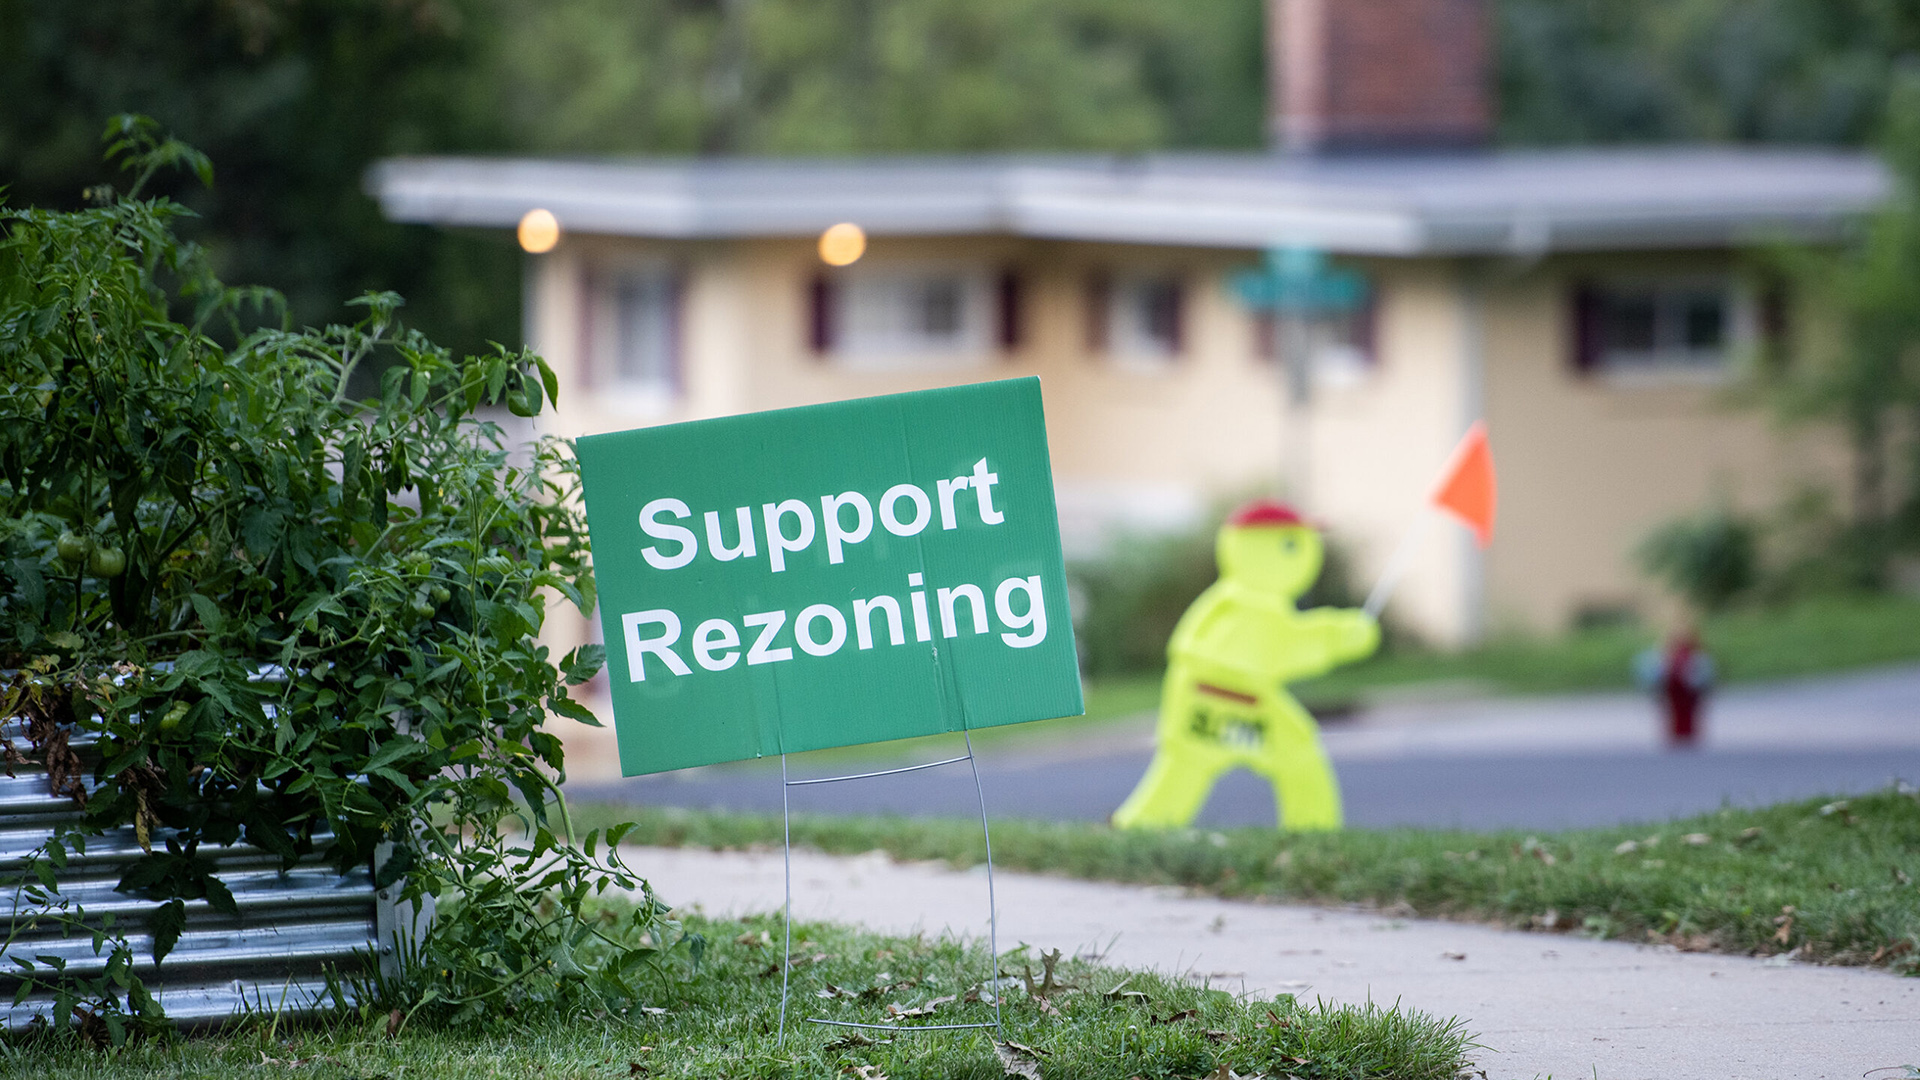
150,899 -> 186,965
288,592 -> 345,625
373,845 -> 415,889
364,738 -> 425,773
188,592 -> 225,634
369,766 -> 419,794
535,356 -> 559,406
561,643 -> 606,685
202,875 -> 237,917
549,695 -> 602,727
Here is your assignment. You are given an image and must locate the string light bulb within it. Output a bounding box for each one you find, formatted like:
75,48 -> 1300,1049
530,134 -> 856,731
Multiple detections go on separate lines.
518,208 -> 561,254
818,222 -> 866,266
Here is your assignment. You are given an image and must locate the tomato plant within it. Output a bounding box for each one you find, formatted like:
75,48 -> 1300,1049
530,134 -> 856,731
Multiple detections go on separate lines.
0,118 -> 684,1039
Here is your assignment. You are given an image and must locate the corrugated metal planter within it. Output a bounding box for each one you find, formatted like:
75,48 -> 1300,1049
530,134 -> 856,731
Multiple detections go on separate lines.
0,710 -> 424,1030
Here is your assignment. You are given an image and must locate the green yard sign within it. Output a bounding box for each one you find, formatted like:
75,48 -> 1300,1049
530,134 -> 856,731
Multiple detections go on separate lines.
575,378 -> 1084,776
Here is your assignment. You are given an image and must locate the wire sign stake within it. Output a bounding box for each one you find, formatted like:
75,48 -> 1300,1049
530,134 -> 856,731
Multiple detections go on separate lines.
777,728 -> 1003,1045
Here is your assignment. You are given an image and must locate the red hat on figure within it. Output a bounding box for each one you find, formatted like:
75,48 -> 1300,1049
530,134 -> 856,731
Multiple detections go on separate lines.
1226,500 -> 1311,528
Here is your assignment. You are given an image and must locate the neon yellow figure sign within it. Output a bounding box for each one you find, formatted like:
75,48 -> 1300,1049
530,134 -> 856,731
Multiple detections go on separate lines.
1111,501 -> 1377,831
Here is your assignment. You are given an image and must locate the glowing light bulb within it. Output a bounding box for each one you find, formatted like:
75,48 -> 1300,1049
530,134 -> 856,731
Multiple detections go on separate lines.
518,208 -> 560,254
818,222 -> 866,266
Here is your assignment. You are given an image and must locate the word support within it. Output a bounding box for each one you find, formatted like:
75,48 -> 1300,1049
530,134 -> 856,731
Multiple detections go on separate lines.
638,458 -> 1004,573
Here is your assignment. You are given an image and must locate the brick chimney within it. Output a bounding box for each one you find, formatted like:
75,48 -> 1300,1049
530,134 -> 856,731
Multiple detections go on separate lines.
1269,0 -> 1492,154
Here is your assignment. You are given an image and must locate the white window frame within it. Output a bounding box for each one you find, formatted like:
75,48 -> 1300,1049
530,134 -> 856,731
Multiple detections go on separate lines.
1589,276 -> 1754,385
1261,308 -> 1376,390
1104,272 -> 1184,369
831,262 -> 994,371
584,260 -> 681,416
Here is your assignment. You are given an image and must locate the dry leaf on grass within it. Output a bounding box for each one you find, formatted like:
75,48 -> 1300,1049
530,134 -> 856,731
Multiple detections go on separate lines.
763,953 -> 832,978
257,1051 -> 338,1069
1870,941 -> 1914,963
993,1039 -> 1047,1080
1020,948 -> 1077,1000
886,994 -> 957,1020
1773,906 -> 1796,945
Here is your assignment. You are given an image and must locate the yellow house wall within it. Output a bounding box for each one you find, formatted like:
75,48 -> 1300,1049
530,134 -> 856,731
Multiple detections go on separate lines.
1478,253 -> 1850,633
526,233 -> 1852,676
538,234 -> 1297,548
1301,259 -> 1478,645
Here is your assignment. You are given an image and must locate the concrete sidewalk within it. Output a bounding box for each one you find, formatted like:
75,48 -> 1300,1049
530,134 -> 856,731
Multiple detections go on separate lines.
635,844 -> 1920,1080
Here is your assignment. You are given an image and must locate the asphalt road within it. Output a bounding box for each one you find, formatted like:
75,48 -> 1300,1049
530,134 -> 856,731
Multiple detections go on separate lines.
579,744 -> 1920,830
568,664 -> 1920,831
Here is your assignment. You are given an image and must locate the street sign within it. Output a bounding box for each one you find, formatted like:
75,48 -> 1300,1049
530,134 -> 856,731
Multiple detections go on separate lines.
1229,247 -> 1368,315
575,378 -> 1084,776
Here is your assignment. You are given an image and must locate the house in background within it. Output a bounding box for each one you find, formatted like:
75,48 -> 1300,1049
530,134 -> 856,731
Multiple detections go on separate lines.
371,0 -> 1884,653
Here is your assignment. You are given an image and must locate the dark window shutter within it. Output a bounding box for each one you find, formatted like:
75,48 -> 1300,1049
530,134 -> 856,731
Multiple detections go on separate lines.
1760,282 -> 1789,345
577,266 -> 598,390
808,274 -> 836,355
1570,282 -> 1601,374
996,269 -> 1024,352
1084,272 -> 1110,353
1353,287 -> 1379,366
1253,311 -> 1277,361
1165,277 -> 1185,355
666,271 -> 686,393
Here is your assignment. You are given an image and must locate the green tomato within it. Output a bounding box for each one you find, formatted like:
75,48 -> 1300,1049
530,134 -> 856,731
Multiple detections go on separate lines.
56,531 -> 93,564
411,597 -> 438,619
158,701 -> 189,734
430,584 -> 452,605
88,545 -> 126,578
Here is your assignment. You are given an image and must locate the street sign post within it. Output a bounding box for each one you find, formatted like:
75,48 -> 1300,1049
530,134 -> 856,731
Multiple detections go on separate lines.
575,377 -> 1084,777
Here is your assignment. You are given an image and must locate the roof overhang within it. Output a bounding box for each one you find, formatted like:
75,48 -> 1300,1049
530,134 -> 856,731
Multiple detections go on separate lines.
367,148 -> 1889,257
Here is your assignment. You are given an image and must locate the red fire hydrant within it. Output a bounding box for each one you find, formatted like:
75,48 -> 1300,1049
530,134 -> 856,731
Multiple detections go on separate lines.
1636,632 -> 1716,748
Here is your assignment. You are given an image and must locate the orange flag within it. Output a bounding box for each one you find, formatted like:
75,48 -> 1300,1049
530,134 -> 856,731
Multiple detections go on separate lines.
1430,421 -> 1496,548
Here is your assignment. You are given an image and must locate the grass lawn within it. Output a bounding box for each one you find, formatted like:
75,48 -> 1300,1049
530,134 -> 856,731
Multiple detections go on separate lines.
580,786 -> 1920,974
1294,591 -> 1920,711
1067,593 -> 1920,726
2,918 -> 1476,1080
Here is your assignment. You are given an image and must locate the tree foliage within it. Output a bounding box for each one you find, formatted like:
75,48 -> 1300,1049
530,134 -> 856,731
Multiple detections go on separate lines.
1498,0 -> 1920,146
0,0 -> 1263,357
1636,507 -> 1760,613
7,0 -> 1919,362
0,120 -> 681,1038
1753,72 -> 1920,579
0,0 -> 522,355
